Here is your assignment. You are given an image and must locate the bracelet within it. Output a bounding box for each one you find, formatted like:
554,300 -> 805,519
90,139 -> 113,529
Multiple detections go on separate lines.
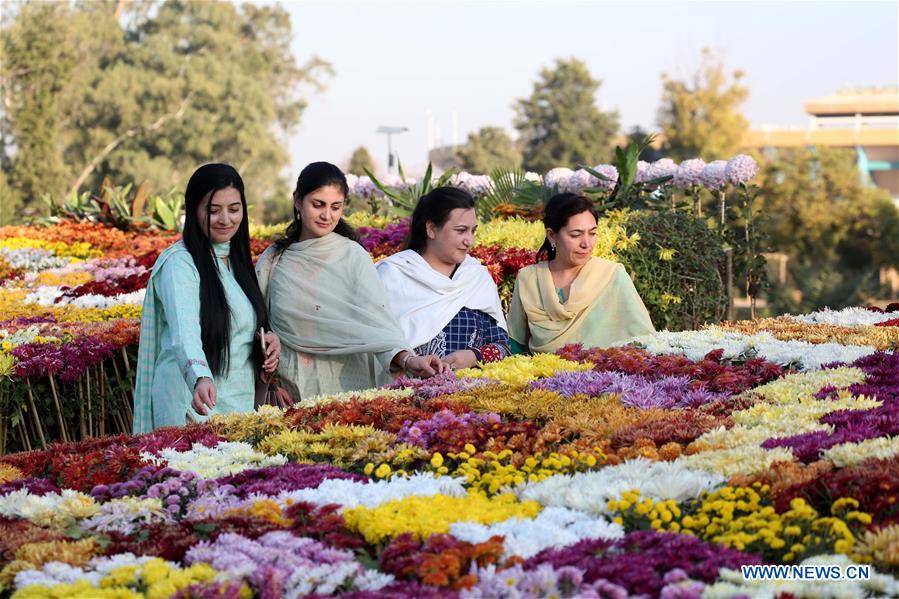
401,353 -> 415,374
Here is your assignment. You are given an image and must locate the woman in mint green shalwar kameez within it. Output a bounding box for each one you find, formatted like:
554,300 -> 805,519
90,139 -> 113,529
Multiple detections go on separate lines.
133,164 -> 280,434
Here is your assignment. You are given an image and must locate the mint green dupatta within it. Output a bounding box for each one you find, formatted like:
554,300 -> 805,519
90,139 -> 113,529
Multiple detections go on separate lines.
133,242 -> 185,434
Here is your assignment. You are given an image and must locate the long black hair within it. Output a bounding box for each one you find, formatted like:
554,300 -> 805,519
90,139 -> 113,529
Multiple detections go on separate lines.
275,161 -> 357,252
407,186 -> 476,253
536,193 -> 599,262
182,163 -> 269,377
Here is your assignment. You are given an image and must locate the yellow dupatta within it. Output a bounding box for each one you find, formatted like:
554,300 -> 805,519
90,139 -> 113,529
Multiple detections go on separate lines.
507,257 -> 654,353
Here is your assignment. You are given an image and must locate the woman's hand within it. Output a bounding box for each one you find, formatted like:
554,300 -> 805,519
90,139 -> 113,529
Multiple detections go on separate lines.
393,351 -> 449,378
192,377 -> 216,415
261,330 -> 281,373
442,349 -> 479,370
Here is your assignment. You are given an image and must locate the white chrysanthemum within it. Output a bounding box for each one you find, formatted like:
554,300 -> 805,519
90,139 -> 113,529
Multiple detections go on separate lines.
724,154 -> 759,186
298,386 -> 413,408
14,562 -> 103,589
450,506 -> 624,558
352,176 -> 377,198
675,445 -> 796,477
591,164 -> 619,191
543,167 -> 576,191
824,435 -> 899,468
66,289 -> 145,309
24,285 -> 66,306
450,172 -> 495,196
673,158 -> 706,189
625,328 -> 878,372
0,489 -> 100,528
0,247 -> 73,271
646,158 -> 678,182
635,160 -> 652,183
274,473 -> 467,510
790,306 -> 899,327
518,459 -> 723,514
143,441 -> 287,479
700,160 -> 728,190
568,169 -> 598,190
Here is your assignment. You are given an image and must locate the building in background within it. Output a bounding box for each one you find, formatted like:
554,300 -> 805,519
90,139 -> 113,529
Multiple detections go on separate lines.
745,87 -> 899,201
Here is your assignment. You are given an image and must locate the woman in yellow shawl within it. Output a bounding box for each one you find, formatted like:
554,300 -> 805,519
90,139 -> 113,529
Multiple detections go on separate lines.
507,193 -> 654,354
256,162 -> 446,401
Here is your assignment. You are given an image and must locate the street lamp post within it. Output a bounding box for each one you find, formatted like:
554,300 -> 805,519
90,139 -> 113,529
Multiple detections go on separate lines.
376,126 -> 408,174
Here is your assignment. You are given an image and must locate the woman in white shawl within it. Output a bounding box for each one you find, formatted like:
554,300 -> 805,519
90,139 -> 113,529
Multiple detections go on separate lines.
256,162 -> 446,401
376,187 -> 510,370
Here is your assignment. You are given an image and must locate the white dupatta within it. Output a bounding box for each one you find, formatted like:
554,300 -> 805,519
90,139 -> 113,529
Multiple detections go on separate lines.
376,249 -> 507,348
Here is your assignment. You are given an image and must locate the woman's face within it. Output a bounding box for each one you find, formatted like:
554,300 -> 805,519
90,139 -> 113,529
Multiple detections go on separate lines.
547,210 -> 598,267
197,187 -> 243,244
426,207 -> 477,266
295,184 -> 345,239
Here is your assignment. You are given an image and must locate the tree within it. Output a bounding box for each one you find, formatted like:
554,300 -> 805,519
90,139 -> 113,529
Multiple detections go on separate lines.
456,126 -> 522,173
513,57 -> 619,173
1,0 -> 332,223
347,146 -> 376,175
0,0 -> 94,223
757,146 -> 899,311
657,48 -> 749,161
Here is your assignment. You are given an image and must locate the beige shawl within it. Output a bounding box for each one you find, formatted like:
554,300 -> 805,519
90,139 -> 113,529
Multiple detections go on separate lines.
256,233 -> 411,361
507,257 -> 655,353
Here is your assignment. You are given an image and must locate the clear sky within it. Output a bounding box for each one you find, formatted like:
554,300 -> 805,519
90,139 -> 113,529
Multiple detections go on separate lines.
281,0 -> 898,177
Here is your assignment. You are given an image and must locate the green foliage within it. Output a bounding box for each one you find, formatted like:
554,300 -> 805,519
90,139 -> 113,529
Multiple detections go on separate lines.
757,146 -> 899,312
514,57 -> 619,173
457,126 -> 523,174
38,180 -> 185,232
365,162 -> 455,214
583,134 -> 673,211
657,48 -> 749,161
347,146 -> 376,176
1,0 -> 331,224
621,211 -> 727,331
476,169 -> 528,221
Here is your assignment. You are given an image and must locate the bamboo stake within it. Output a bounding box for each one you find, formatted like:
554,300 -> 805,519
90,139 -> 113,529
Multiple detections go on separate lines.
111,409 -> 127,435
0,388 -> 7,455
99,363 -> 106,437
121,348 -> 134,393
47,374 -> 69,443
24,379 -> 48,449
17,415 -> 31,452
110,356 -> 134,427
86,367 -> 94,438
77,378 -> 87,440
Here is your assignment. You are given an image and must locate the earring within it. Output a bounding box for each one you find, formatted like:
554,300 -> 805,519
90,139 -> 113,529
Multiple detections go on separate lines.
550,243 -> 556,251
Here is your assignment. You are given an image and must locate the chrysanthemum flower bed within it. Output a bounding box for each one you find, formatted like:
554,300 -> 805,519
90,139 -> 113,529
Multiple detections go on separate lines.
0,306 -> 896,596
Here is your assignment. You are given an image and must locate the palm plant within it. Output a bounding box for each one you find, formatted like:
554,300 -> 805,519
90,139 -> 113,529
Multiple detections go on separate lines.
364,161 -> 455,214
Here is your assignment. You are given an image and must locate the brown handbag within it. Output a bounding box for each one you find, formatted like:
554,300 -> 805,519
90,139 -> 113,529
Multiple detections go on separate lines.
254,369 -> 294,410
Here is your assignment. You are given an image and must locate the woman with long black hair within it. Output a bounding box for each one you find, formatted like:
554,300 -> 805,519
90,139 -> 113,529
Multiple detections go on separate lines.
133,163 -> 280,433
256,161 -> 446,401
